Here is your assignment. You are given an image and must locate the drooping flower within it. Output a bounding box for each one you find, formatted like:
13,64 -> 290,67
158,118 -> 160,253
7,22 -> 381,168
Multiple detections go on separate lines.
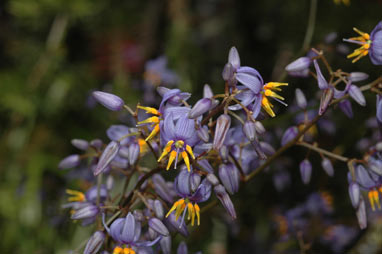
158,114 -> 199,172
166,169 -> 211,226
103,212 -> 161,254
343,21 -> 382,65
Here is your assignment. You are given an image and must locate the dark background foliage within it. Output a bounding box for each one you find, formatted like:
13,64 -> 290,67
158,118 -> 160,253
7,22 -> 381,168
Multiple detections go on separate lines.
0,0 -> 381,253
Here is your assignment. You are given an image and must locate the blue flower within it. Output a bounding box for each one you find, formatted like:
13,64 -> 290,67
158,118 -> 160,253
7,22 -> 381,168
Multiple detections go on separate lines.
344,21 -> 382,65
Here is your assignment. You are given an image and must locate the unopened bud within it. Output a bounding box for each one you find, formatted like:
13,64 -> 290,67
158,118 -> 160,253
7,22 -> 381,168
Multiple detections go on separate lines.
203,84 -> 214,98
58,154 -> 80,169
92,91 -> 124,111
160,236 -> 172,254
349,72 -> 369,82
84,231 -> 105,254
300,159 -> 312,185
254,121 -> 266,135
214,184 -> 237,219
71,204 -> 99,220
207,173 -> 220,186
295,88 -> 307,109
321,158 -> 334,177
154,200 -> 164,219
213,114 -> 231,150
189,98 -> 214,119
197,125 -> 209,142
285,57 -> 311,72
243,120 -> 257,142
339,99 -> 353,118
281,126 -> 298,146
71,139 -> 89,151
149,218 -> 169,236
348,85 -> 366,106
319,88 -> 334,115
314,60 -> 329,90
94,141 -> 120,175
219,163 -> 240,194
128,143 -> 140,166
356,197 -> 367,229
349,182 -> 360,208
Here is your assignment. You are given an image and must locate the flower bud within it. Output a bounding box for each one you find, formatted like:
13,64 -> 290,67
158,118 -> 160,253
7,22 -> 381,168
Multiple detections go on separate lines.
338,99 -> 353,118
349,72 -> 369,82
281,126 -> 298,146
177,242 -> 188,254
154,200 -> 164,219
128,143 -> 140,166
222,63 -> 235,82
118,146 -> 129,159
71,204 -> 99,220
260,142 -> 275,156
243,120 -> 257,142
189,98 -> 214,119
285,57 -> 311,72
90,139 -> 103,150
149,218 -> 169,236
348,182 -> 360,208
214,184 -> 237,219
196,125 -> 209,142
203,84 -> 214,98
368,157 -> 382,175
84,231 -> 105,254
213,114 -> 231,150
321,158 -> 334,177
58,154 -> 80,169
152,174 -> 174,203
300,159 -> 312,185
356,197 -> 367,229
254,121 -> 266,135
92,91 -> 124,111
219,163 -> 240,194
71,139 -> 89,151
160,236 -> 172,254
348,85 -> 366,106
319,88 -> 334,115
295,88 -> 307,110
197,159 -> 214,173
376,95 -> 382,123
190,172 -> 201,192
94,141 -> 120,175
206,173 -> 220,186
314,60 -> 329,90
165,214 -> 189,237
228,46 -> 240,69
219,145 -> 229,163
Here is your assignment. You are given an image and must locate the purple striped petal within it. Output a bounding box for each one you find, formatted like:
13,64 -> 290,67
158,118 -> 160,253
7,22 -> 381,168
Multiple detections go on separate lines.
313,60 -> 329,90
236,67 -> 263,94
228,46 -> 241,69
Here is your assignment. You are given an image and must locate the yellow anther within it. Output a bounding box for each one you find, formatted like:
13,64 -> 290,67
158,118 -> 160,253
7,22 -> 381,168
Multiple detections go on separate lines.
379,186 -> 382,193
137,116 -> 160,125
369,191 -> 376,211
353,27 -> 370,40
187,203 -> 195,226
113,246 -> 123,254
186,145 -> 195,160
145,124 -> 160,142
182,151 -> 191,172
158,140 -> 174,162
175,200 -> 186,220
373,190 -> 381,210
264,82 -> 288,91
175,140 -> 185,149
166,199 -> 182,218
123,248 -> 130,254
129,249 -> 136,254
166,150 -> 178,170
138,138 -> 148,154
264,89 -> 285,101
194,203 -> 201,226
137,106 -> 160,115
261,96 -> 275,117
66,189 -> 86,202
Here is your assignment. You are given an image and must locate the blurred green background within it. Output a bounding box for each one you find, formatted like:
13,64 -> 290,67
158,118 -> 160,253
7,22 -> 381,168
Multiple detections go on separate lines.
1,0 -> 382,253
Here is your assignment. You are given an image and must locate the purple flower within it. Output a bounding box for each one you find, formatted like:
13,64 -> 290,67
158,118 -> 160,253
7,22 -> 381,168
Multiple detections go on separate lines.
94,141 -> 120,176
84,231 -> 105,254
213,114 -> 231,150
104,212 -> 161,254
343,21 -> 382,65
219,163 -> 240,194
285,57 -> 311,72
158,113 -> 199,171
58,154 -> 80,169
92,91 -> 124,111
376,95 -> 382,124
166,169 -> 211,226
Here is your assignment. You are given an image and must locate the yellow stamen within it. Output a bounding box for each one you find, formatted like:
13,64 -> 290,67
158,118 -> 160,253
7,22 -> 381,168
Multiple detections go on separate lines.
175,140 -> 184,148
175,201 -> 186,220
187,203 -> 195,226
166,150 -> 178,170
158,140 -> 174,162
261,96 -> 275,117
137,116 -> 160,125
369,191 -> 376,211
66,189 -> 85,202
182,151 -> 191,172
138,138 -> 148,154
353,27 -> 370,40
145,124 -> 160,142
194,203 -> 200,226
379,186 -> 382,193
186,145 -> 195,159
129,249 -> 136,254
113,246 -> 123,254
123,248 -> 130,254
264,82 -> 288,90
264,89 -> 285,101
137,106 -> 160,115
373,189 -> 381,210
166,199 -> 182,218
